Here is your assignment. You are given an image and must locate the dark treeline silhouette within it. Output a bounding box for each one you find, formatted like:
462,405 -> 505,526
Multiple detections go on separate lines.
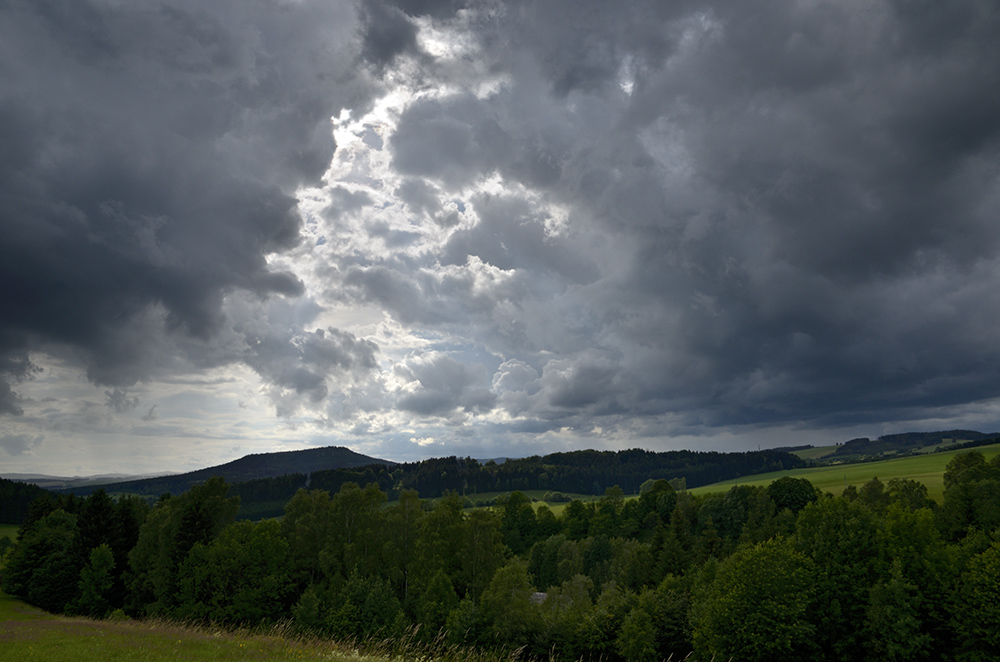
831,431 -> 998,459
5,450 -> 1000,661
230,448 -> 805,519
0,477 -> 52,524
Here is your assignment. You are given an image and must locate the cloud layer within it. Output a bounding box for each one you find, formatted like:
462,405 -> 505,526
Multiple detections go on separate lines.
2,0 -> 1000,471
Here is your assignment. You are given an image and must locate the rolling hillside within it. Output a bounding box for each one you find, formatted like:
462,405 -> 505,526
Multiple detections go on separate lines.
690,441 -> 1000,502
65,446 -> 394,498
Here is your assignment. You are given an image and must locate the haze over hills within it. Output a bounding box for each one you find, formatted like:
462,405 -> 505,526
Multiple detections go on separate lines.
0,473 -> 178,490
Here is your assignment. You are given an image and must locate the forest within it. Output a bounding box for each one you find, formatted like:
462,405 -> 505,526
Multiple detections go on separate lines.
4,450 -> 1000,662
228,447 -> 805,520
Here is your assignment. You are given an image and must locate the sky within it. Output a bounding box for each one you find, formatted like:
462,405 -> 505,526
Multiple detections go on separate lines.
2,0 -> 1000,476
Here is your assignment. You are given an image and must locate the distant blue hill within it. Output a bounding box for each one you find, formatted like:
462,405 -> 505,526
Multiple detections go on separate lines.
64,445 -> 393,497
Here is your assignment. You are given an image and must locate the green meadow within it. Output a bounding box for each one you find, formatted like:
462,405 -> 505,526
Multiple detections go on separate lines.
691,442 -> 1000,502
0,590 -> 517,662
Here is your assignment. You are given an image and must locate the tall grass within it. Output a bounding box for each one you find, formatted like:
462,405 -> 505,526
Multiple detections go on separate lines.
0,591 -> 532,662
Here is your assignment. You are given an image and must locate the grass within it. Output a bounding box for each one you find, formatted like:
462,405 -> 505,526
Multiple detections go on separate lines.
691,442 -> 1000,503
0,524 -> 18,540
0,591 -> 526,662
791,445 -> 838,460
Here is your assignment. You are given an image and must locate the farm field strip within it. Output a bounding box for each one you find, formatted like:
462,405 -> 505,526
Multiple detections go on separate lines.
691,442 -> 1000,502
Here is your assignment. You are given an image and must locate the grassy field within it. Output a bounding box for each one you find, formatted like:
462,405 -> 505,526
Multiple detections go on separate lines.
0,590 -> 519,662
0,524 -> 18,540
791,445 -> 838,460
692,442 -> 1000,502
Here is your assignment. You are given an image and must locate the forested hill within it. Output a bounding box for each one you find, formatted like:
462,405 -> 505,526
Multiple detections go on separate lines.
831,429 -> 997,458
0,477 -> 53,524
66,445 -> 393,498
230,448 -> 806,518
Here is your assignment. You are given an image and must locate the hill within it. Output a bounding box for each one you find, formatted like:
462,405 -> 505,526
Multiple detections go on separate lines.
65,446 -> 394,498
829,429 -> 996,460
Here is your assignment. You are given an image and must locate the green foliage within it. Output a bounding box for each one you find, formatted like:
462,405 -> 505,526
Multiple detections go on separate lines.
616,607 -> 656,662
498,491 -> 537,555
417,570 -> 459,638
479,559 -> 537,643
796,496 -> 882,661
444,596 -> 486,646
536,574 -> 594,659
282,488 -> 335,586
863,559 -> 932,662
69,543 -> 116,618
944,451 -> 998,490
2,509 -> 79,613
174,519 -> 295,624
692,538 -> 816,662
938,455 -> 1000,539
858,477 -> 892,513
384,488 -> 424,603
767,476 -> 819,513
637,574 -> 692,658
326,571 -> 404,640
459,508 -> 504,603
954,540 -> 1000,660
127,476 -> 239,616
886,478 -> 935,511
577,581 -> 637,658
291,585 -> 324,631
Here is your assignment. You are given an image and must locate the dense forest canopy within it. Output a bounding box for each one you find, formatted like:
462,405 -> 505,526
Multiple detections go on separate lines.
0,477 -> 53,524
4,451 -> 1000,661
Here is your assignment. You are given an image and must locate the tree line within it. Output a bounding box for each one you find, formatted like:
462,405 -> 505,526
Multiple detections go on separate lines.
0,477 -> 52,524
227,448 -> 804,519
4,450 -> 1000,661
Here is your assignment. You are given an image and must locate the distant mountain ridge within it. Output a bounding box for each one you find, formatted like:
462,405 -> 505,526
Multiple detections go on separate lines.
0,473 -> 177,490
66,446 -> 393,497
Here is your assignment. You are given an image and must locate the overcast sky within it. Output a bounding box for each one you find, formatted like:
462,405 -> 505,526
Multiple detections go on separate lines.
2,0 -> 1000,476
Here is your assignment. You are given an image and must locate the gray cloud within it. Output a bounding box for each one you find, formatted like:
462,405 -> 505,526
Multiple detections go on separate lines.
358,0 -> 420,70
6,0 -> 1000,470
0,0 -> 377,409
394,351 -> 497,417
0,432 -> 43,456
360,0 -> 1000,438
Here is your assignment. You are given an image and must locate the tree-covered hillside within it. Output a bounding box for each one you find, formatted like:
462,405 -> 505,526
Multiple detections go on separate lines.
67,446 -> 393,498
230,448 -> 805,519
0,477 -> 53,524
6,451 -> 1000,661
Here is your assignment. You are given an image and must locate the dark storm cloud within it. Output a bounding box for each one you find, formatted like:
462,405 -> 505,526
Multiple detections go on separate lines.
0,0 -> 375,411
358,0 -> 420,69
372,0 -> 1000,435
